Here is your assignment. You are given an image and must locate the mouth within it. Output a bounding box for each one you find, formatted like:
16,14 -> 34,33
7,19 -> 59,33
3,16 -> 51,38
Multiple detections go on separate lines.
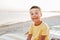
32,17 -> 38,20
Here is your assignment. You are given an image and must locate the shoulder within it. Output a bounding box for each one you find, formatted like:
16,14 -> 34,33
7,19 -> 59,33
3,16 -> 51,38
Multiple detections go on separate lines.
29,23 -> 34,29
42,22 -> 49,29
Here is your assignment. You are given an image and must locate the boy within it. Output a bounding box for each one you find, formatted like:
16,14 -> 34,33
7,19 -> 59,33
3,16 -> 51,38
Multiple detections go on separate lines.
27,6 -> 50,40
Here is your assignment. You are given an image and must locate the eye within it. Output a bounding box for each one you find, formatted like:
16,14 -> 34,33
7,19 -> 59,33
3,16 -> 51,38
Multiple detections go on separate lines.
31,13 -> 34,15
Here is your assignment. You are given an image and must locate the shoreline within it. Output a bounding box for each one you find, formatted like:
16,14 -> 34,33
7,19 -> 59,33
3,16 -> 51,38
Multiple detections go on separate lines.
0,15 -> 60,27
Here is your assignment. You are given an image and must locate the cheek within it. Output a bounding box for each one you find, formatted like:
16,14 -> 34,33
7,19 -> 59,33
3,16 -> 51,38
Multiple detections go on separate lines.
30,16 -> 33,19
40,13 -> 42,17
30,15 -> 33,18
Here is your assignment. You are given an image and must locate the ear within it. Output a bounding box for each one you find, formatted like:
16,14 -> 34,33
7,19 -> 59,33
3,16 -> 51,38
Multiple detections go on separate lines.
40,13 -> 42,17
39,10 -> 42,17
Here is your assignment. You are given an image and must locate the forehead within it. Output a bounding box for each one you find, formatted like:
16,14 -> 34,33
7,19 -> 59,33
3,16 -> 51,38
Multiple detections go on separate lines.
30,8 -> 40,12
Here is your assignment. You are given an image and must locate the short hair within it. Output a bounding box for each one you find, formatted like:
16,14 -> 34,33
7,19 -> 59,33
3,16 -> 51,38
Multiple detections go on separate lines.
30,6 -> 41,10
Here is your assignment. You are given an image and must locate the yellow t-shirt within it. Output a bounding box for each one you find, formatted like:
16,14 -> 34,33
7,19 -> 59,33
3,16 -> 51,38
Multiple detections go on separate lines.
29,22 -> 50,40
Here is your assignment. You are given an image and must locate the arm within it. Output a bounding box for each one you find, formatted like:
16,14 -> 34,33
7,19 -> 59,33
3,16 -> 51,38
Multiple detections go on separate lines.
39,35 -> 46,40
27,34 -> 32,40
27,25 -> 33,40
39,24 -> 49,40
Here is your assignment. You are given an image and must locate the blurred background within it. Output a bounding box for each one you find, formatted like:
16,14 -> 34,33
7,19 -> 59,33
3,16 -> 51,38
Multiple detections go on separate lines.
0,0 -> 60,40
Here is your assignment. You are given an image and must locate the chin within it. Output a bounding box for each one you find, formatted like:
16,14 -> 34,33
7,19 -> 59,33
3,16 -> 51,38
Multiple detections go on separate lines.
33,20 -> 38,23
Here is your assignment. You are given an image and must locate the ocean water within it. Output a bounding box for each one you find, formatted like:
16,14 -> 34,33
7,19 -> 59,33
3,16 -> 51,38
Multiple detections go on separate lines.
0,12 -> 60,40
0,12 -> 60,25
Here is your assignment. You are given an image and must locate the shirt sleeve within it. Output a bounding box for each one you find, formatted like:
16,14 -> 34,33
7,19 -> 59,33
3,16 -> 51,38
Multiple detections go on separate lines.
41,25 -> 49,35
28,25 -> 33,34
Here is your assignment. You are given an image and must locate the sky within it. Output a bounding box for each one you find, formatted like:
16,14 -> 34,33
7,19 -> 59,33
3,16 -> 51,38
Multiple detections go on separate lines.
0,0 -> 60,25
0,0 -> 60,11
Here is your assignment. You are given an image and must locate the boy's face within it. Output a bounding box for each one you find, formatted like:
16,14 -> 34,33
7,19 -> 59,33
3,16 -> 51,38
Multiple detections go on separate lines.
30,8 -> 42,22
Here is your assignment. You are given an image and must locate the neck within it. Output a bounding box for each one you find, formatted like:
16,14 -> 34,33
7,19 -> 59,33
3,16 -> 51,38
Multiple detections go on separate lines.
35,20 -> 42,26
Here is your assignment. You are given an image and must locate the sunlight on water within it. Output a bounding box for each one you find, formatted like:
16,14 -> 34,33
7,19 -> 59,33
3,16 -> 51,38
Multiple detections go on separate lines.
42,12 -> 60,18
